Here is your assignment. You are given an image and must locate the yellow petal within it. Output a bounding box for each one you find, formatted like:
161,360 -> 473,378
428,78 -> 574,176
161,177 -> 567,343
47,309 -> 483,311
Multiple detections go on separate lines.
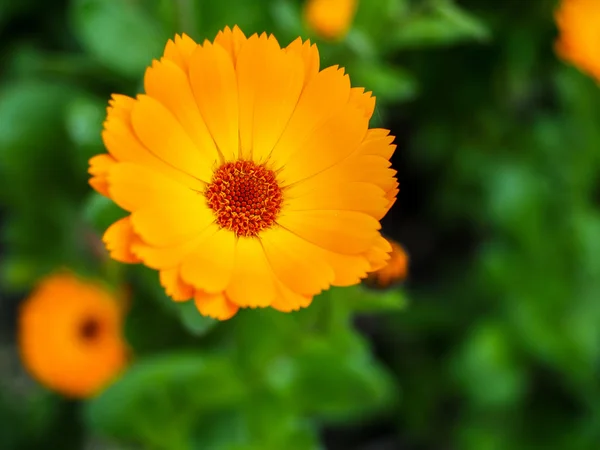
103,100 -> 205,191
144,58 -> 220,164
277,210 -> 380,255
102,217 -> 141,263
130,195 -> 214,248
106,162 -> 196,212
286,181 -> 388,219
131,230 -> 211,270
163,34 -> 198,71
269,66 -> 350,168
225,238 -> 276,307
270,277 -> 313,312
159,268 -> 194,301
365,235 -> 392,271
188,42 -> 239,161
214,25 -> 247,64
88,154 -> 116,196
349,87 -> 375,119
131,95 -> 214,182
236,34 -> 304,162
261,226 -> 334,295
194,291 -> 239,320
285,37 -> 320,85
180,225 -> 237,293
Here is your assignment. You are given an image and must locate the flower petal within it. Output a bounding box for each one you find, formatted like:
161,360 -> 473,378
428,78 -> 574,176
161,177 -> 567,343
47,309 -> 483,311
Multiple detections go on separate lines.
226,238 -> 276,307
365,235 -> 392,271
236,34 -> 305,163
285,37 -> 320,85
102,217 -> 141,263
103,97 -> 205,191
131,231 -> 211,270
194,291 -> 239,320
131,95 -> 214,182
180,225 -> 236,293
214,25 -> 247,64
269,66 -> 350,168
349,87 -> 375,119
188,42 -> 239,161
270,277 -> 313,312
107,162 -> 197,212
261,226 -> 334,295
286,181 -> 388,219
277,100 -> 367,186
163,34 -> 198,71
277,210 -> 380,255
88,154 -> 116,196
144,58 -> 220,164
159,268 -> 194,301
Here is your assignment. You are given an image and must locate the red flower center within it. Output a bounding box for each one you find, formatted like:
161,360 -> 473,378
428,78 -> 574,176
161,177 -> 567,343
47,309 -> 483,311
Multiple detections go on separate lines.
205,160 -> 283,237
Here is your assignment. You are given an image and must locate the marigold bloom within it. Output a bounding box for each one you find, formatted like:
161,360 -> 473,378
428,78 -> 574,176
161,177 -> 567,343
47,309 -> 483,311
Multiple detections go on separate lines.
18,273 -> 128,398
305,0 -> 358,40
555,0 -> 600,82
89,26 -> 398,320
365,239 -> 408,288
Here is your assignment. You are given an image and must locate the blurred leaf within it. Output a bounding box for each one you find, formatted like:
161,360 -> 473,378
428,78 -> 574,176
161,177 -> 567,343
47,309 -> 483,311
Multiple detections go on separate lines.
350,62 -> 418,103
86,352 -> 247,446
392,0 -> 490,48
452,321 -> 527,410
82,192 -> 127,235
175,301 -> 218,337
65,94 -> 106,167
0,80 -> 82,204
129,266 -> 219,339
337,284 -> 408,313
71,0 -> 168,78
288,334 -> 397,421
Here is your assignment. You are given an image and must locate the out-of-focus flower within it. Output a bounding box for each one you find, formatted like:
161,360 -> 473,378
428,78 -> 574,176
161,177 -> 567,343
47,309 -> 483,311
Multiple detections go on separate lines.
555,0 -> 600,82
18,272 -> 128,398
304,0 -> 358,41
89,26 -> 397,320
365,239 -> 408,288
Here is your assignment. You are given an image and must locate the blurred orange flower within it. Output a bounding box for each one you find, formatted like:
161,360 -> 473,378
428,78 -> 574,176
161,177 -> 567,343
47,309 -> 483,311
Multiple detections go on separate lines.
555,0 -> 600,82
89,26 -> 397,320
18,273 -> 128,398
366,239 -> 408,288
305,0 -> 358,40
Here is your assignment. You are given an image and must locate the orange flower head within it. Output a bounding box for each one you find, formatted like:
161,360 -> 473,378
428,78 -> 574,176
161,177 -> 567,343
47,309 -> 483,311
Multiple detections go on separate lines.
555,0 -> 600,82
18,273 -> 128,398
89,26 -> 398,320
305,0 -> 358,40
365,239 -> 408,288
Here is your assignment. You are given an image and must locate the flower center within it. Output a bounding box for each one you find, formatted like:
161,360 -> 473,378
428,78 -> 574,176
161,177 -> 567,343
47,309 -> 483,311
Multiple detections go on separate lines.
205,160 -> 283,237
79,316 -> 101,341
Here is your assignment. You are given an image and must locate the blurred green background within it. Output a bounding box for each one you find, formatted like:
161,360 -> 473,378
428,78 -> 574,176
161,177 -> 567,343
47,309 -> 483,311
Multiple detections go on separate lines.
2,0 -> 600,449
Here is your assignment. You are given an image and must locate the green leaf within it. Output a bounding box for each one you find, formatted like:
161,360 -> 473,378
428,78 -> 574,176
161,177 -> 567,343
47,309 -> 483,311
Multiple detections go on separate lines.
175,301 -> 219,337
350,62 -> 418,104
335,284 -> 408,313
85,353 -> 247,446
0,80 -> 81,205
82,192 -> 127,235
392,0 -> 490,49
71,0 -> 168,78
65,94 -> 106,167
287,334 -> 397,421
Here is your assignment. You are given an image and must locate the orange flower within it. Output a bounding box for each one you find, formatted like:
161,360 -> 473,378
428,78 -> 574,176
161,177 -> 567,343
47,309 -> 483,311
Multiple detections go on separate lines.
555,0 -> 600,82
89,26 -> 398,320
304,0 -> 358,40
18,273 -> 128,398
365,239 -> 408,288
